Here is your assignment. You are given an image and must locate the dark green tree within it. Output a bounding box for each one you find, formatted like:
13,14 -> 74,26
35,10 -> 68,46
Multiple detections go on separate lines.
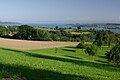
16,25 -> 35,40
77,26 -> 81,30
93,30 -> 112,48
0,26 -> 9,36
55,26 -> 59,30
43,31 -> 52,41
49,31 -> 61,41
85,45 -> 98,57
76,42 -> 85,49
105,41 -> 120,64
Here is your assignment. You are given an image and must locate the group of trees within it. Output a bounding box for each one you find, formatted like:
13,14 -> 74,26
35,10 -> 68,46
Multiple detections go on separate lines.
105,41 -> 120,64
92,30 -> 120,64
1,25 -> 120,64
76,30 -> 120,65
0,25 -> 96,42
0,26 -> 17,37
93,30 -> 116,48
13,25 -> 53,41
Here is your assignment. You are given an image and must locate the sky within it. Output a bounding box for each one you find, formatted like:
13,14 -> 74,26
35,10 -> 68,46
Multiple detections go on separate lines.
0,0 -> 120,24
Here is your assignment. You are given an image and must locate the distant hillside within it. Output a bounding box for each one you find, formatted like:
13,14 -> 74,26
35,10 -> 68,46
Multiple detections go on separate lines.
67,23 -> 120,29
0,22 -> 20,24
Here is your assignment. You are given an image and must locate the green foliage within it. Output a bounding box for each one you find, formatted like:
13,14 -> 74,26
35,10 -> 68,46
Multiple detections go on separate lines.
54,26 -> 59,30
77,26 -> 81,30
76,38 -> 81,42
93,30 -> 114,47
0,26 -> 9,36
49,31 -> 61,41
43,31 -> 52,41
60,29 -> 71,37
115,39 -> 120,45
0,25 -> 119,42
60,36 -> 70,41
105,41 -> 120,64
85,45 -> 98,56
31,29 -> 45,40
7,26 -> 18,32
76,42 -> 85,49
16,25 -> 34,40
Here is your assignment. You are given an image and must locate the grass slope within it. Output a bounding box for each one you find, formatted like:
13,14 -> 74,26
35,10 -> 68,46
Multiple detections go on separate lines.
0,46 -> 120,80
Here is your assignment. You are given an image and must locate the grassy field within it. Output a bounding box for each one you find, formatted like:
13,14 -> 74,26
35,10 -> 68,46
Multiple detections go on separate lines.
0,46 -> 120,80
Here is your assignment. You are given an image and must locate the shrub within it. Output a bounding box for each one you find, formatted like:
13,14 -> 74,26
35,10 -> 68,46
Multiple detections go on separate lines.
76,42 -> 85,49
85,45 -> 98,56
105,42 -> 120,64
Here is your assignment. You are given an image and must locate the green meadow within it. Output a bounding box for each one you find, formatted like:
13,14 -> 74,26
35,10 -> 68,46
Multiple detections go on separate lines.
0,46 -> 120,80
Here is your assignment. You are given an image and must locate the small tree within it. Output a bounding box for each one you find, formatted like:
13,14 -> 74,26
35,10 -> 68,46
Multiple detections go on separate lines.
76,42 -> 85,49
55,26 -> 59,30
16,25 -> 34,40
105,41 -> 120,65
85,45 -> 98,60
93,30 -> 112,48
77,26 -> 81,30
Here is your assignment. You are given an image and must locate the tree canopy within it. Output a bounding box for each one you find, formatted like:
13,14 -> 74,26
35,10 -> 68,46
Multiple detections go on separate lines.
85,45 -> 98,56
105,41 -> 120,64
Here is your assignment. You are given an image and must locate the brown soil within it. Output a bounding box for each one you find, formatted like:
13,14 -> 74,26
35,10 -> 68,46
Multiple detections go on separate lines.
0,38 -> 79,50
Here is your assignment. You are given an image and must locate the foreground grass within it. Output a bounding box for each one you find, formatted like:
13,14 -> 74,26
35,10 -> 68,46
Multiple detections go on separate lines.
0,46 -> 120,80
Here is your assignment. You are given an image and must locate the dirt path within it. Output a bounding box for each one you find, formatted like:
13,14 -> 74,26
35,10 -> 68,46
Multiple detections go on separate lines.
0,38 -> 79,50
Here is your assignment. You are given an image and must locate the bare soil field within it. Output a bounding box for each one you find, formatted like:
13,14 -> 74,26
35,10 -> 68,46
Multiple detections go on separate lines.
0,38 -> 79,50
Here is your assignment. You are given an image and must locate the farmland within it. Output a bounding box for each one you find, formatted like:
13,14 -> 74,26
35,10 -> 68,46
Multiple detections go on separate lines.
0,38 -> 79,50
0,0 -> 120,80
0,26 -> 120,80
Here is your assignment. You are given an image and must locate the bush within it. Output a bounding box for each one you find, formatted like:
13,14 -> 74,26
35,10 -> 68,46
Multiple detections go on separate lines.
85,45 -> 98,56
76,38 -> 81,42
76,42 -> 85,49
105,42 -> 120,64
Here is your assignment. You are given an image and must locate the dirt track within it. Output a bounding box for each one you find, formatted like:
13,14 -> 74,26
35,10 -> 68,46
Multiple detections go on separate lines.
0,38 -> 79,50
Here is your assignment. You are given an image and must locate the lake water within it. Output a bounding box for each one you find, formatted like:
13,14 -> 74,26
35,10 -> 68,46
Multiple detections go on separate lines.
81,27 -> 120,33
29,24 -> 120,33
29,24 -> 71,28
0,23 -> 120,33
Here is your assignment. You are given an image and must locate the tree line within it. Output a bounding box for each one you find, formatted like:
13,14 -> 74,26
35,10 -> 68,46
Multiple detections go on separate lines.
1,25 -> 120,64
0,25 -> 96,42
76,30 -> 120,65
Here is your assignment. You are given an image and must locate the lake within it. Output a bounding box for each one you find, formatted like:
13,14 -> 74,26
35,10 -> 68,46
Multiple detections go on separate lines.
29,24 -> 120,33
81,27 -> 120,33
0,23 -> 120,33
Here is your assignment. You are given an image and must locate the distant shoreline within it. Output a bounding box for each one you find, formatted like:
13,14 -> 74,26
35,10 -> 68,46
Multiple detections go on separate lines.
0,23 -> 120,33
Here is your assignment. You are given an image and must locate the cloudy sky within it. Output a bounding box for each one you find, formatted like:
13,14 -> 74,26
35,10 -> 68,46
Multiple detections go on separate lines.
0,0 -> 120,24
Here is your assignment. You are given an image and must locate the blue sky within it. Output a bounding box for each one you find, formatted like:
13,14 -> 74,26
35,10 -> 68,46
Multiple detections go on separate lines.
0,0 -> 120,24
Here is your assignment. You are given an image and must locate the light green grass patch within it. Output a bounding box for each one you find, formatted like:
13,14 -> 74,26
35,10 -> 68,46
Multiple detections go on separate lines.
0,46 -> 119,80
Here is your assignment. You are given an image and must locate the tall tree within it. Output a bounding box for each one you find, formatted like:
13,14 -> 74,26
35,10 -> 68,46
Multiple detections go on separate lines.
85,45 -> 98,56
105,41 -> 120,64
17,25 -> 34,40
93,30 -> 113,48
